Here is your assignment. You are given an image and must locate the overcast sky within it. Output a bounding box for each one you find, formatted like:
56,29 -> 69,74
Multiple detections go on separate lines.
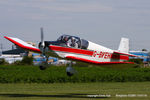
0,0 -> 150,51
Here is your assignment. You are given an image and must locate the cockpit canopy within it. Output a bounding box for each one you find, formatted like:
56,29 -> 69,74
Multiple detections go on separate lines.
57,35 -> 89,49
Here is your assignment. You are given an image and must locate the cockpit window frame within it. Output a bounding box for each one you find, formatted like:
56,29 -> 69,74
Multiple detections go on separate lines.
57,34 -> 89,50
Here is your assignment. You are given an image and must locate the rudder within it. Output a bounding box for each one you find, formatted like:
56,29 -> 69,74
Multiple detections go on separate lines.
118,38 -> 129,53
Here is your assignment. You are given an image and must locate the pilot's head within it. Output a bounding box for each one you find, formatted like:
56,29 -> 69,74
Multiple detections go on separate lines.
63,36 -> 68,42
71,37 -> 75,42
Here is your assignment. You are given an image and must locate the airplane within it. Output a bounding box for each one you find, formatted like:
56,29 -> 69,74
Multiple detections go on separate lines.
4,28 -> 137,76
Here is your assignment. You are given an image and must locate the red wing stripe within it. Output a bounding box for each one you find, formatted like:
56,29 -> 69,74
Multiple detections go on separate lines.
4,36 -> 41,53
66,56 -> 134,64
49,45 -> 93,56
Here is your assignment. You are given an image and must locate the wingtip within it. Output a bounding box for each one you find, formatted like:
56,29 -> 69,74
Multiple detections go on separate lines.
4,36 -> 8,39
4,36 -> 11,40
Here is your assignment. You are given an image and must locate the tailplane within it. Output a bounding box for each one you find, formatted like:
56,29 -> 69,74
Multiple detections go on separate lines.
118,37 -> 129,53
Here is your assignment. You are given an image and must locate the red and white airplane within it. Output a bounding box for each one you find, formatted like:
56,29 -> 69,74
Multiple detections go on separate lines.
4,28 -> 137,76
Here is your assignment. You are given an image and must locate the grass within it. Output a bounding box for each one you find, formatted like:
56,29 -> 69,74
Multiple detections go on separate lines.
0,64 -> 149,99
0,64 -> 150,83
0,82 -> 149,100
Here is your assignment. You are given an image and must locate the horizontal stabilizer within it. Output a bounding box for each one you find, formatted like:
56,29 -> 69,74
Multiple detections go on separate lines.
114,51 -> 138,57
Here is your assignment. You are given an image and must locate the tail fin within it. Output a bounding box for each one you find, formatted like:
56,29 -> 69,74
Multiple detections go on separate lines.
118,37 -> 129,53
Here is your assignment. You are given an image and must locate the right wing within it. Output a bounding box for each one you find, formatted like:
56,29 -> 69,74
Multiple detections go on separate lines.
4,36 -> 41,53
65,54 -> 134,64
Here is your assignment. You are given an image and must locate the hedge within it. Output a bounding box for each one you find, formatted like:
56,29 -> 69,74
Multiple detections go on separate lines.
0,65 -> 150,83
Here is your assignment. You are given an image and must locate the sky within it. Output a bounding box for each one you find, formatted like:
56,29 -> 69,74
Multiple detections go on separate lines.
0,0 -> 150,51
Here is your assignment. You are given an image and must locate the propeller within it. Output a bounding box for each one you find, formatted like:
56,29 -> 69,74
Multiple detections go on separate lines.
39,27 -> 48,69
39,27 -> 45,55
41,27 -> 44,48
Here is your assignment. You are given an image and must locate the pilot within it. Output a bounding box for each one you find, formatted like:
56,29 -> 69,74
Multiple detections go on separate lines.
62,36 -> 78,48
64,37 -> 69,42
62,36 -> 71,47
71,37 -> 76,47
68,37 -> 78,48
62,36 -> 68,43
66,37 -> 72,47
73,39 -> 78,48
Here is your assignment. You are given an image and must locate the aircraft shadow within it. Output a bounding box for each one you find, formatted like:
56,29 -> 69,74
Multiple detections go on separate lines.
0,93 -> 110,99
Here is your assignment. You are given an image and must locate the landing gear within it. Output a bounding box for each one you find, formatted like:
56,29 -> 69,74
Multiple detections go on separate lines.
39,65 -> 47,70
66,62 -> 77,76
39,56 -> 49,70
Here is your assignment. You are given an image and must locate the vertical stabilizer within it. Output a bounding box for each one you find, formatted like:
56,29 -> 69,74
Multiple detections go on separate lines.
118,38 -> 129,53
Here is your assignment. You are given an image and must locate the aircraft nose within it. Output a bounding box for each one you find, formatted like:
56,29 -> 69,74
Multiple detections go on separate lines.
38,42 -> 42,48
39,41 -> 59,51
39,41 -> 53,50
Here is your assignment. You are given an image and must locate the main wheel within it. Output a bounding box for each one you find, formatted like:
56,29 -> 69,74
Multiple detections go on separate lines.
66,66 -> 76,76
67,72 -> 74,77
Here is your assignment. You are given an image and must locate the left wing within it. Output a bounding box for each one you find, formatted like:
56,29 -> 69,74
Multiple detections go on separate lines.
4,36 -> 41,53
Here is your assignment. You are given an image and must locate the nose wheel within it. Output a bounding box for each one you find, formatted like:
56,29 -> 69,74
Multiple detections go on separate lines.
39,56 -> 49,70
39,65 -> 47,70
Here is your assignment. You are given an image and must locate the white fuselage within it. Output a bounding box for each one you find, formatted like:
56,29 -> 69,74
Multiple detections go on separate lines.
49,41 -> 127,64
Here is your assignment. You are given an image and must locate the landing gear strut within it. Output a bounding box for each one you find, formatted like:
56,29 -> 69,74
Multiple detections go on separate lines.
39,56 -> 49,70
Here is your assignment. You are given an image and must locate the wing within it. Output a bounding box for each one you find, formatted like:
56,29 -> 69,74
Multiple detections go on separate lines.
65,54 -> 134,64
4,36 -> 41,53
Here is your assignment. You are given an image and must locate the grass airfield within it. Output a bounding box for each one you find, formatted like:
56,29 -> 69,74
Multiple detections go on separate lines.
0,82 -> 149,100
0,65 -> 150,100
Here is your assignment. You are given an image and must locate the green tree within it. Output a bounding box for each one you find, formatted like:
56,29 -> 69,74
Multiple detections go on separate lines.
0,58 -> 8,65
21,56 -> 34,65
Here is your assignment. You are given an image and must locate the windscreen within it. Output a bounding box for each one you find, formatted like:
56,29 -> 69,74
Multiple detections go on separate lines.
80,39 -> 89,49
57,35 -> 89,49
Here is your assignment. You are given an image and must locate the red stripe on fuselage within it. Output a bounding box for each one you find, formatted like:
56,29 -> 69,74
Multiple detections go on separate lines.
49,45 -> 129,60
66,56 -> 134,64
49,45 -> 93,56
